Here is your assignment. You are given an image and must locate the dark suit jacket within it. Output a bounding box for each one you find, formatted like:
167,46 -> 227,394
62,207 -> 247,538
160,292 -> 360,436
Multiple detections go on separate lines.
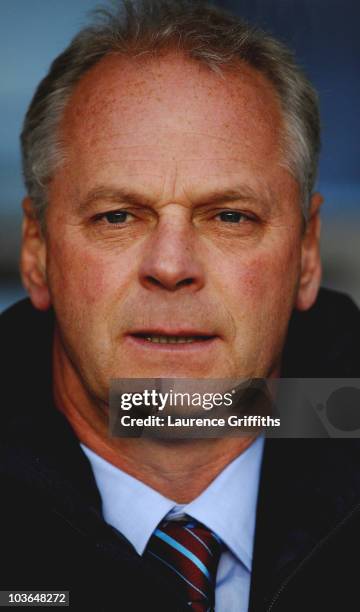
1,289 -> 360,611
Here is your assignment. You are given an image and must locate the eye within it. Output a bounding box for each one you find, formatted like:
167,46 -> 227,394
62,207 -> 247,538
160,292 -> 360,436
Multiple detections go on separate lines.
216,211 -> 249,223
101,210 -> 133,224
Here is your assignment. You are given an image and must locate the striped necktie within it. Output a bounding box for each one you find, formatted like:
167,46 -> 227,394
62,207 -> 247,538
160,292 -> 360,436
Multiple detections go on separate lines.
144,517 -> 223,611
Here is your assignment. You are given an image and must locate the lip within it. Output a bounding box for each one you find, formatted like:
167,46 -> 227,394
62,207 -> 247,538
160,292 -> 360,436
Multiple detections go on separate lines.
125,329 -> 219,351
127,327 -> 217,337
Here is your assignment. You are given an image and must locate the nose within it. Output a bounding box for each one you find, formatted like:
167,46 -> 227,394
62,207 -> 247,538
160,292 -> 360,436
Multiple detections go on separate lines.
138,216 -> 205,292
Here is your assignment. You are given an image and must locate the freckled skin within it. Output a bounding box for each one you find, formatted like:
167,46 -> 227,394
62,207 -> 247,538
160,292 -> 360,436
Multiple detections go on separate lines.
44,53 -> 307,393
21,52 -> 322,496
24,54 -> 320,412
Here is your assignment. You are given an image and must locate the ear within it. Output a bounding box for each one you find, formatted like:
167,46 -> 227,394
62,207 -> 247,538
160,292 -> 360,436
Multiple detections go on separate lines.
295,192 -> 323,311
20,197 -> 51,311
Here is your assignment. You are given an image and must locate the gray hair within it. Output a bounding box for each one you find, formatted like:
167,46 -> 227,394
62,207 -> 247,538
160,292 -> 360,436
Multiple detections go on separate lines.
21,0 -> 320,225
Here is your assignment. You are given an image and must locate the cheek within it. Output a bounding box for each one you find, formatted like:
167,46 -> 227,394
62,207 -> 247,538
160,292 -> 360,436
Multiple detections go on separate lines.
46,237 -> 124,313
221,240 -> 301,313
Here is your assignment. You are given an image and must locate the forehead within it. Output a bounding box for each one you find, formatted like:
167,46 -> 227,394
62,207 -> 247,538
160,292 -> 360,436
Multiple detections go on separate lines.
60,51 -> 284,170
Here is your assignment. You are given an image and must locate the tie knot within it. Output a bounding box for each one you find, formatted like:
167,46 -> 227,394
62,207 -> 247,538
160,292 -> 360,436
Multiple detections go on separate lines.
145,516 -> 223,610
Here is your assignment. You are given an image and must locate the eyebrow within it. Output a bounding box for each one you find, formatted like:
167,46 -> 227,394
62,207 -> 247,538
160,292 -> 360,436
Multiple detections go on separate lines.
77,187 -> 155,213
77,184 -> 272,213
192,186 -> 271,208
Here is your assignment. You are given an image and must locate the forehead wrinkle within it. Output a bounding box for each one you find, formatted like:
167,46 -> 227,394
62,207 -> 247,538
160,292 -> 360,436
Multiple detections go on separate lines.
79,128 -> 268,155
82,136 -> 252,166
109,129 -> 249,147
74,165 -> 281,215
158,162 -> 182,204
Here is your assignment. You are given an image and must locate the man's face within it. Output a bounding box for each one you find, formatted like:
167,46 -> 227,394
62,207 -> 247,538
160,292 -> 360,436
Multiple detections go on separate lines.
23,53 -> 320,400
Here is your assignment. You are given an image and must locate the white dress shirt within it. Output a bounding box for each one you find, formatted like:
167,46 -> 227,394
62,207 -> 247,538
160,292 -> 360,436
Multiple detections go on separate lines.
81,436 -> 264,611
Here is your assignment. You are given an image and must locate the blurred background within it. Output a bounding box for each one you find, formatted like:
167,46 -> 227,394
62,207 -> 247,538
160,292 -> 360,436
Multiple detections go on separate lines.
1,0 -> 359,312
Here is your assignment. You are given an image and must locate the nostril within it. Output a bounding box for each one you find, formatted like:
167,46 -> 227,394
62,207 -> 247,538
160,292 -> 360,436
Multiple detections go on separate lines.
177,278 -> 193,288
146,276 -> 163,287
144,275 -> 195,290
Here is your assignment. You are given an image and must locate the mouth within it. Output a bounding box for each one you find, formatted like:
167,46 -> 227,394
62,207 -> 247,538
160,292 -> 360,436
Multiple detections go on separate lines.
126,328 -> 218,350
132,333 -> 214,345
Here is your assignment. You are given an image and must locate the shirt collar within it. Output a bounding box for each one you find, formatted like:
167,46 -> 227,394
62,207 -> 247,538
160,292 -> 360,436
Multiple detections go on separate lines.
81,443 -> 175,554
81,435 -> 264,571
182,435 -> 264,570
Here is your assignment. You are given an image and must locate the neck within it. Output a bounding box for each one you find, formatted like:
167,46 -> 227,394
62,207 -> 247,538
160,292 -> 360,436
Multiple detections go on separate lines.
53,329 -> 256,503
